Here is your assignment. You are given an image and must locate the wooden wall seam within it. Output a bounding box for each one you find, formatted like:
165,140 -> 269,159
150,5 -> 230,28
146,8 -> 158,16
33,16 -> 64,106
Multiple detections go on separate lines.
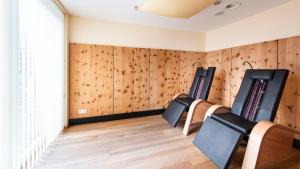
277,40 -> 279,69
112,47 -> 115,115
148,48 -> 151,113
230,48 -> 233,105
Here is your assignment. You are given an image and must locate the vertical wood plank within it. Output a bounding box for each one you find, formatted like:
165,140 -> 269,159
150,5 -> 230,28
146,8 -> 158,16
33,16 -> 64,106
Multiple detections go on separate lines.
69,43 -> 113,119
69,43 -> 92,119
90,45 -> 114,116
179,51 -> 206,94
113,47 -> 150,114
133,48 -> 150,112
278,36 -> 300,130
205,49 -> 232,106
150,49 -> 180,109
113,47 -> 132,114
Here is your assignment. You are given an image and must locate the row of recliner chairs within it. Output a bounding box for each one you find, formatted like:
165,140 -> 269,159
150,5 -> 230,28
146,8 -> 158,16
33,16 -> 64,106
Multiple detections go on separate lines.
162,67 -> 291,169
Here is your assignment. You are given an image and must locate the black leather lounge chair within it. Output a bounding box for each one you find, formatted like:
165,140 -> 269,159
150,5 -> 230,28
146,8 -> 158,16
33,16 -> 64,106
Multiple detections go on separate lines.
163,67 -> 216,127
193,69 -> 289,169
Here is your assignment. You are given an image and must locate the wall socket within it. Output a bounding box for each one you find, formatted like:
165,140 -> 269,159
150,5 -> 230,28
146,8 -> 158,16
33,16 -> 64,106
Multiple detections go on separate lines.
78,109 -> 87,114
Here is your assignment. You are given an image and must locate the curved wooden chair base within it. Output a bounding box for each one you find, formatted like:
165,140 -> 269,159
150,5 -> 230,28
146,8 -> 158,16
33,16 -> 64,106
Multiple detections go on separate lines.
182,102 -> 230,136
242,121 -> 300,169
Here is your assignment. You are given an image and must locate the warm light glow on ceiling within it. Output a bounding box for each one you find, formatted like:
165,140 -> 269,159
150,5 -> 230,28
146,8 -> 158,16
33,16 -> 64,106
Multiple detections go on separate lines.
139,0 -> 215,18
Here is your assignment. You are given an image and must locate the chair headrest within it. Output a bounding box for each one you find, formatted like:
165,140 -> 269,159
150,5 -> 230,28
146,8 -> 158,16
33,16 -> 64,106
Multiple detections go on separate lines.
196,67 -> 207,77
188,67 -> 216,100
250,70 -> 274,80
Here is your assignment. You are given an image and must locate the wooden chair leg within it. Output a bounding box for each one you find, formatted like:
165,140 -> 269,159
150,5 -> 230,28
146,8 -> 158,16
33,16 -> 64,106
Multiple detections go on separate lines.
242,121 -> 300,169
182,100 -> 206,136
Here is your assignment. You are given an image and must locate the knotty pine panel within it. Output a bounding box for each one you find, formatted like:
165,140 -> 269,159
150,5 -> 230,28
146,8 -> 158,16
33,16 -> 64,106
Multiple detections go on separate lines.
150,49 -> 180,109
69,44 -> 113,119
277,36 -> 300,130
230,41 -> 278,106
205,49 -> 232,106
179,51 -> 206,94
113,47 -> 150,114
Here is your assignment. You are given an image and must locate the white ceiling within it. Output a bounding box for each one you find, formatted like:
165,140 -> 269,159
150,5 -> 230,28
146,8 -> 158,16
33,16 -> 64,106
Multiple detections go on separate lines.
60,0 -> 291,32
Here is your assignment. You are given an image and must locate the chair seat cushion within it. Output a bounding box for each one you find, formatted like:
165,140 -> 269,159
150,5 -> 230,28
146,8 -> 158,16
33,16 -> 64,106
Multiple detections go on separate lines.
174,97 -> 195,107
163,100 -> 187,127
211,113 -> 257,134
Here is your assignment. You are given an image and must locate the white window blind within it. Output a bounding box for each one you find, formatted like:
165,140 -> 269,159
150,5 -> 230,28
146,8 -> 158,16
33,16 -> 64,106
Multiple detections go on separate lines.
0,0 -> 14,169
15,0 -> 65,169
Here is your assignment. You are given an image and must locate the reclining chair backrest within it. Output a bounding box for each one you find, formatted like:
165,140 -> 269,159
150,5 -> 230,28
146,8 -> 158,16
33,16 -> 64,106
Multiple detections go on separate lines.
231,69 -> 289,122
188,67 -> 216,100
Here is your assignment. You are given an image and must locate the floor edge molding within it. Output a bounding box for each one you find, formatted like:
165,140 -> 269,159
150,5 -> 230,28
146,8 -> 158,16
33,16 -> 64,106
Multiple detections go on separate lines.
69,109 -> 165,126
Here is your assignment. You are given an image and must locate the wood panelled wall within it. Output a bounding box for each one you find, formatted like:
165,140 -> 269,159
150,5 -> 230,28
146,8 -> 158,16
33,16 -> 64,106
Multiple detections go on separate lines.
69,44 -> 205,119
69,36 -> 300,131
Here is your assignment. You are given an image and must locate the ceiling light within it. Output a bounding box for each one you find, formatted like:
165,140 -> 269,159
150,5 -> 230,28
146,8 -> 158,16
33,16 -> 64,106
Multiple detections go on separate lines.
133,0 -> 143,11
214,0 -> 222,6
226,2 -> 242,10
134,5 -> 139,11
214,11 -> 225,16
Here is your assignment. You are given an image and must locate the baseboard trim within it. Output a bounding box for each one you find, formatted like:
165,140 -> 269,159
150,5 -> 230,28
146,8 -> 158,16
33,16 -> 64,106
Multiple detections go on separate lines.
69,109 -> 165,126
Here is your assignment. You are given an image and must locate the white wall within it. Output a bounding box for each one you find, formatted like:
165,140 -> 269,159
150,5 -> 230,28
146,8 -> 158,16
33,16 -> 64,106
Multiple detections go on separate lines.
64,14 -> 69,127
205,0 -> 300,51
69,0 -> 300,52
0,0 -> 13,169
69,16 -> 205,51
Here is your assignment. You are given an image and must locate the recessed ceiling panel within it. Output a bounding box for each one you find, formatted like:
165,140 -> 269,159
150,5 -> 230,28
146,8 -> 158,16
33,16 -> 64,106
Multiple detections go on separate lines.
139,0 -> 215,18
60,0 -> 292,32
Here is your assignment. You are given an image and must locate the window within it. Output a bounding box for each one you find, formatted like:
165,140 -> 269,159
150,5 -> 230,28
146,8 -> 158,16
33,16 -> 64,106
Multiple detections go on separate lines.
15,0 -> 65,168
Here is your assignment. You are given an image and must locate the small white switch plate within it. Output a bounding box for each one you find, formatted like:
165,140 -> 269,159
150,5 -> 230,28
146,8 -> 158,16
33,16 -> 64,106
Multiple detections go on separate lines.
78,109 -> 87,114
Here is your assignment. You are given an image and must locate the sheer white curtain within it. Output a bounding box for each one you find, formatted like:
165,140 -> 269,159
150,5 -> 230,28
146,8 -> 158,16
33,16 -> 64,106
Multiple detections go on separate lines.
15,0 -> 65,169
0,0 -> 14,169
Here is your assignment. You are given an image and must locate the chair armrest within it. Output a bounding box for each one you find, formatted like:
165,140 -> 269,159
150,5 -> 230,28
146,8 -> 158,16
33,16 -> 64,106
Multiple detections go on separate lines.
242,121 -> 300,169
173,93 -> 188,100
204,104 -> 231,121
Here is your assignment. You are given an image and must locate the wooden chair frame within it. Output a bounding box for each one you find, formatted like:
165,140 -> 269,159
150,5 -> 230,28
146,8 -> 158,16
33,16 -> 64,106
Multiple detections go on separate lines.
181,100 -> 231,136
242,121 -> 300,169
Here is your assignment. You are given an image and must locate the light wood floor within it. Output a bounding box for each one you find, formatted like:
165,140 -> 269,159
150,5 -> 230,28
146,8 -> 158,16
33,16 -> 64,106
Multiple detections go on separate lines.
37,115 -> 300,169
